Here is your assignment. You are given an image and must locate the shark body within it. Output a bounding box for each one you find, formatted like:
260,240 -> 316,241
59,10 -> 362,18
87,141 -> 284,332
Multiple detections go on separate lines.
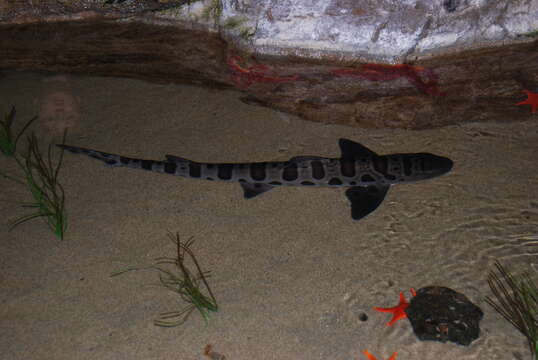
58,138 -> 453,220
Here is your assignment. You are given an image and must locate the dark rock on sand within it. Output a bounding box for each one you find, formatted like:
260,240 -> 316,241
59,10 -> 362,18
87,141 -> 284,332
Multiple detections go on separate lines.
405,286 -> 483,346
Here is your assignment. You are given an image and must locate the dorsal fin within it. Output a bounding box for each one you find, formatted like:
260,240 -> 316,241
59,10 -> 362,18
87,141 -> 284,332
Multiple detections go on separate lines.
339,138 -> 377,159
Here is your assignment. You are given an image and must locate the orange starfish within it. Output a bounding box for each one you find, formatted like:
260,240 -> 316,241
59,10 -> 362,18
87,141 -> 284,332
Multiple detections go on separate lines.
373,288 -> 416,326
516,90 -> 538,113
363,350 -> 397,360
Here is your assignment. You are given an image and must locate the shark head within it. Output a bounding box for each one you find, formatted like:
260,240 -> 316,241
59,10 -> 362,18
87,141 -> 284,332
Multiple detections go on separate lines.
396,153 -> 453,182
375,153 -> 453,184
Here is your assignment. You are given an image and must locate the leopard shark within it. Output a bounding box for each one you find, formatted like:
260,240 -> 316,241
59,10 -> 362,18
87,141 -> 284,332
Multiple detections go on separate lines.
57,138 -> 453,220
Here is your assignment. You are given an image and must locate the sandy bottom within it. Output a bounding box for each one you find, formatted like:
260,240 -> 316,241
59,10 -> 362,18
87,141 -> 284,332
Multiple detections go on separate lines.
1,71 -> 537,360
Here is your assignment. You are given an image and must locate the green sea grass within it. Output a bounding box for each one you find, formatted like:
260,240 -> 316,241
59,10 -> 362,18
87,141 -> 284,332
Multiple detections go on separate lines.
0,106 -> 37,156
111,232 -> 218,327
486,260 -> 538,359
0,131 -> 67,239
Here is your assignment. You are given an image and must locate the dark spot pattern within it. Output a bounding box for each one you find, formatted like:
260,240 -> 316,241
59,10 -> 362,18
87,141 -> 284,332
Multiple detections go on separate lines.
189,162 -> 201,178
250,163 -> 267,181
164,162 -> 177,174
329,178 -> 343,185
269,181 -> 282,185
141,160 -> 153,170
217,164 -> 234,180
340,160 -> 356,177
373,156 -> 388,175
282,163 -> 298,181
301,181 -> 315,186
361,174 -> 376,182
311,160 -> 325,180
403,157 -> 413,176
91,153 -> 113,163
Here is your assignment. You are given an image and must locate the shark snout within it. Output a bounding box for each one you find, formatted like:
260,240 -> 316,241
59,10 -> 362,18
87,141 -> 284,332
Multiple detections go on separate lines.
420,154 -> 453,174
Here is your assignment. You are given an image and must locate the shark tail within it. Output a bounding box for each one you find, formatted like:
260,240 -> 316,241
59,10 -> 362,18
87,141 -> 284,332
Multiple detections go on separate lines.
57,144 -> 124,167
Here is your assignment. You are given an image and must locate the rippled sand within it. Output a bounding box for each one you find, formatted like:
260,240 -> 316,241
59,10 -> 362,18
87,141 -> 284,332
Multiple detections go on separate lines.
1,71 -> 536,360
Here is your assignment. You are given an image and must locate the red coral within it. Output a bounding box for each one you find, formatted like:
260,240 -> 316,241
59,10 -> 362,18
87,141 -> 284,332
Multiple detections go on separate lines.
227,56 -> 299,89
331,63 -> 444,96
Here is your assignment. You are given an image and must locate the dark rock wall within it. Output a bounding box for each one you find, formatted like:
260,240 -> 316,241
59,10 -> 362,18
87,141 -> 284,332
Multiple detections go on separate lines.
1,16 -> 537,128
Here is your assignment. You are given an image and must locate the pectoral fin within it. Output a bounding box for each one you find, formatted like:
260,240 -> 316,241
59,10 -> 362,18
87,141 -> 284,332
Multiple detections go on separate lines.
345,185 -> 390,220
240,182 -> 274,199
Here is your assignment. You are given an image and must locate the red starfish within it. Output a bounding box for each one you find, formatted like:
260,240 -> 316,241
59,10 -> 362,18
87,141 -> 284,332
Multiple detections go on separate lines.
516,90 -> 538,113
363,350 -> 397,360
373,288 -> 416,326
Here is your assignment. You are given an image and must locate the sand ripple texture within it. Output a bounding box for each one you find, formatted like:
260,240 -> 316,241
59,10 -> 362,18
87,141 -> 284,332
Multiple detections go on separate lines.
0,72 -> 537,360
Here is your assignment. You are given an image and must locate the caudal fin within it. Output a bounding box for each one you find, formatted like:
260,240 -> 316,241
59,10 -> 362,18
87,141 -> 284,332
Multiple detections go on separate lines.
57,144 -> 123,166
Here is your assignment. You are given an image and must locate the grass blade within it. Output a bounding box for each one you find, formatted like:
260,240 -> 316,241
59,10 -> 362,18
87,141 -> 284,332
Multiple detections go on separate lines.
0,106 -> 37,156
1,130 -> 68,239
111,232 -> 218,327
486,260 -> 538,359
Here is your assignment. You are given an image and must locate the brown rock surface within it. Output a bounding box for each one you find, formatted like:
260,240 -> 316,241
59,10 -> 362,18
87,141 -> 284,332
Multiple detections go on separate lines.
0,1 -> 537,129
